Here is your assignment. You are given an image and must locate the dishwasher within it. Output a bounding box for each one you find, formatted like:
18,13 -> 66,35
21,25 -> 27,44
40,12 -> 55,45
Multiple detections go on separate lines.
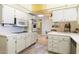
70,38 -> 76,54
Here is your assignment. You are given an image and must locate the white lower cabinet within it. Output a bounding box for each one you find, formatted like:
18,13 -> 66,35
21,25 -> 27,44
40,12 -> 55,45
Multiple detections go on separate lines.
28,32 -> 37,46
48,35 -> 71,54
76,44 -> 79,54
7,36 -> 16,54
30,33 -> 37,44
16,32 -> 37,53
0,32 -> 37,54
16,34 -> 26,53
25,33 -> 31,48
0,35 -> 16,54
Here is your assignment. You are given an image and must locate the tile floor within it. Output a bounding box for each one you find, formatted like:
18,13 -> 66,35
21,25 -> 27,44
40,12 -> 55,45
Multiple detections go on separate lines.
20,35 -> 51,54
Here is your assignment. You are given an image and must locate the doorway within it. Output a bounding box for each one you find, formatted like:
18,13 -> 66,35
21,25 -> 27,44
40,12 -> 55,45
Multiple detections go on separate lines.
37,19 -> 42,34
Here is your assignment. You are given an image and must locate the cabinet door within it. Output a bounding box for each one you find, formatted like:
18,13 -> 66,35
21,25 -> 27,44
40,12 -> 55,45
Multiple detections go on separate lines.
48,35 -> 62,52
58,36 -> 71,54
21,34 -> 26,49
7,36 -> 16,54
48,35 -> 71,54
34,32 -> 37,41
64,8 -> 77,21
2,5 -> 14,24
15,10 -> 21,19
76,44 -> 79,54
15,10 -> 24,19
16,34 -> 25,53
30,33 -> 36,44
52,10 -> 64,22
25,33 -> 31,48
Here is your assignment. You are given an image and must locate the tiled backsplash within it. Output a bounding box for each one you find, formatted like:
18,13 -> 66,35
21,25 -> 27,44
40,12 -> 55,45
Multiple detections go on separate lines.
0,25 -> 26,33
52,21 -> 79,32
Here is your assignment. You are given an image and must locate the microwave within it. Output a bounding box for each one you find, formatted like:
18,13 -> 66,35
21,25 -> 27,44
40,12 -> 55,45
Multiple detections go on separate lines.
15,18 -> 28,26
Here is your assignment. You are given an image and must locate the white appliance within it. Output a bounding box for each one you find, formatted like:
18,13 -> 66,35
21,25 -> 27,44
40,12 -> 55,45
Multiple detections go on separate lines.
15,18 -> 28,27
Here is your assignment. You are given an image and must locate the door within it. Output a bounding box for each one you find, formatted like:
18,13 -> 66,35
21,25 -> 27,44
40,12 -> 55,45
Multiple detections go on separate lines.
37,19 -> 42,34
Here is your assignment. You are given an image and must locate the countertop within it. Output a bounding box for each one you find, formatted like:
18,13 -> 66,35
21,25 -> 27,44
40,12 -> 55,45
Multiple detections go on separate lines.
48,31 -> 79,44
0,31 -> 28,36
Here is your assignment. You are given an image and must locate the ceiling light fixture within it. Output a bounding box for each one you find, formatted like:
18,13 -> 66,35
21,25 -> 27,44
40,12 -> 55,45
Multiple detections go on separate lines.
37,14 -> 44,17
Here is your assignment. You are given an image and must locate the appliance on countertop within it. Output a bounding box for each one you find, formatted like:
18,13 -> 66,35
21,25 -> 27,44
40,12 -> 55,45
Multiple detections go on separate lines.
64,22 -> 71,32
73,28 -> 79,33
14,18 -> 28,27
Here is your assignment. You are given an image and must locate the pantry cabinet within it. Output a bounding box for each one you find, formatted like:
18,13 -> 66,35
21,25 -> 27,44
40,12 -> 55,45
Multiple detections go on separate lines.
48,35 -> 71,54
2,5 -> 14,24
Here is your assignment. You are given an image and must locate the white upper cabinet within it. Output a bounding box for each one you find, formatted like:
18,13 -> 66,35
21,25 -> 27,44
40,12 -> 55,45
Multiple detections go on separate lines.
2,5 -> 14,24
15,10 -> 23,19
15,10 -> 28,26
52,10 -> 64,22
0,5 -> 2,23
63,8 -> 77,21
52,7 -> 77,22
15,9 -> 27,20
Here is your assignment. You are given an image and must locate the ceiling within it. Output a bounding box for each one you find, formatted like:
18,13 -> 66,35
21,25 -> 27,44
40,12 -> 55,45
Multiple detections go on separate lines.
7,4 -> 79,16
18,4 -> 71,15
